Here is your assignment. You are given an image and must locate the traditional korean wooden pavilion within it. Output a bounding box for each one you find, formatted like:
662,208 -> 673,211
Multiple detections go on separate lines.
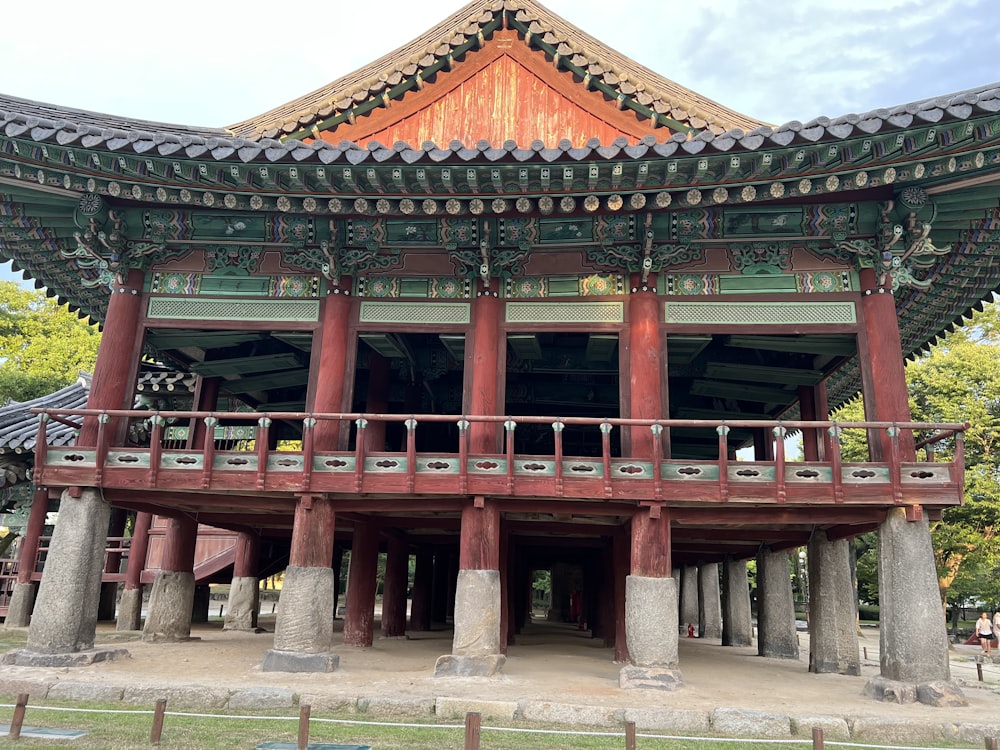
0,0 -> 994,698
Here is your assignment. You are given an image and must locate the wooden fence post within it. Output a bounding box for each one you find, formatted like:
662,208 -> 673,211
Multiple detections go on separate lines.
297,704 -> 311,750
9,693 -> 28,740
464,711 -> 481,750
150,698 -> 167,745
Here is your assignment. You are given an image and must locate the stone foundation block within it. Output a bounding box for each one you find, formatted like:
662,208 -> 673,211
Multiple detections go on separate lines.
917,680 -> 968,706
357,696 -> 435,716
122,685 -> 230,709
623,707 -> 710,732
227,687 -> 297,710
116,587 -> 143,632
1,647 -> 128,667
618,665 -> 684,691
518,700 -> 623,727
261,648 -> 339,673
711,708 -> 791,737
435,697 -> 518,720
0,678 -> 52,699
864,676 -> 917,704
142,571 -> 195,642
433,653 -> 505,677
788,715 -> 851,740
48,682 -> 125,702
851,717 -> 948,743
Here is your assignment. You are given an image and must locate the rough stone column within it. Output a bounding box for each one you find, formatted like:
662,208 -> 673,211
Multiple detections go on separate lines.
619,509 -> 682,690
116,511 -> 152,631
263,495 -> 338,672
142,515 -> 197,642
808,531 -> 860,675
877,508 -> 951,684
756,547 -> 799,659
6,488 -> 126,666
697,562 -> 722,639
435,501 -> 504,677
5,487 -> 50,627
224,530 -> 260,632
679,565 -> 699,633
721,557 -> 753,647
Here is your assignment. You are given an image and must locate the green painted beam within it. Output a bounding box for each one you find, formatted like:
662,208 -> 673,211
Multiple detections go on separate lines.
690,379 -> 796,404
146,331 -> 271,350
191,352 -> 303,377
704,362 -> 823,386
724,335 -> 856,356
223,368 -> 310,394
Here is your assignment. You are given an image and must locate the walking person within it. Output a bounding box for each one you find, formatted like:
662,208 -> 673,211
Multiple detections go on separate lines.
976,611 -> 994,655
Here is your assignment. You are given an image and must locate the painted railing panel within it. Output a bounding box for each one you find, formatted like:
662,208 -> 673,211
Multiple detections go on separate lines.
32,410 -> 967,507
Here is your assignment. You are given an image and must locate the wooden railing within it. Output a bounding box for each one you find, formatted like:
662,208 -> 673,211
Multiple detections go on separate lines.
31,409 -> 967,507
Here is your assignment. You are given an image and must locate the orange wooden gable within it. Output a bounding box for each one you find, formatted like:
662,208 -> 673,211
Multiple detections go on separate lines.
317,30 -> 669,149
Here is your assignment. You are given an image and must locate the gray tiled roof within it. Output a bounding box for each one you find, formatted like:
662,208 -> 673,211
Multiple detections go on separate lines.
0,374 -> 89,455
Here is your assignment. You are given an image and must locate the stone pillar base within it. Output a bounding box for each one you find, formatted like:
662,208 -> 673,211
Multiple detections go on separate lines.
223,576 -> 259,632
433,654 -> 506,677
619,664 -> 685,690
116,587 -> 143,632
864,676 -> 967,706
261,649 -> 339,673
142,571 -> 195,643
5,582 -> 36,628
1,647 -> 129,667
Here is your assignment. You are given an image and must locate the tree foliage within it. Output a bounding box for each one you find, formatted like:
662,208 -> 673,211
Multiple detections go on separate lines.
836,301 -> 1000,611
0,282 -> 101,403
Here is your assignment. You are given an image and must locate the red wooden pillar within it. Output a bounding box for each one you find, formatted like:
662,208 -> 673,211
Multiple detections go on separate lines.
332,544 -> 344,617
343,520 -> 380,647
312,290 -> 353,451
469,290 -> 502,454
15,487 -> 48,586
858,268 -> 916,461
631,510 -> 671,578
233,530 -> 259,579
160,515 -> 198,575
78,269 -> 145,447
409,546 -> 433,631
364,353 -> 391,452
289,495 -> 336,569
189,376 -> 221,449
123,512 -> 152,590
626,285 -> 663,457
798,383 -> 831,462
380,533 -> 408,638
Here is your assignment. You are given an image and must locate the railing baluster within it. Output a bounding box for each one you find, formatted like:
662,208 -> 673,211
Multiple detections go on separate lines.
553,420 -> 564,497
201,416 -> 217,489
773,424 -> 787,503
717,424 -> 730,502
405,418 -> 418,493
458,419 -> 470,494
256,417 -> 272,490
354,418 -> 368,492
148,415 -> 164,487
301,417 -> 316,491
829,424 -> 844,503
887,425 -> 903,504
651,423 -> 663,502
504,419 -> 516,495
600,421 -> 613,499
94,412 -> 110,484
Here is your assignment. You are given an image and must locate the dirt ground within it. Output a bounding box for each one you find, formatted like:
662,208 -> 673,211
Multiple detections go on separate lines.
14,616 -> 999,725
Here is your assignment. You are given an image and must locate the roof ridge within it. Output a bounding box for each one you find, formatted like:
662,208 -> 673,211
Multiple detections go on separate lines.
226,0 -> 768,141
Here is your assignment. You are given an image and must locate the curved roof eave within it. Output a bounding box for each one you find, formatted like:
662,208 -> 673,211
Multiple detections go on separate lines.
3,82 -> 1000,167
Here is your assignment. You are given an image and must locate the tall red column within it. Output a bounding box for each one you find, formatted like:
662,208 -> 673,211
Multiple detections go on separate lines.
312,290 -> 353,451
468,291 -> 502,454
141,514 -> 198,642
627,286 -> 663,457
78,269 -> 145,447
858,268 -> 916,461
631,509 -> 671,578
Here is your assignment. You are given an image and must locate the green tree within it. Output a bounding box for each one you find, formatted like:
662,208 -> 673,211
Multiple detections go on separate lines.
0,281 -> 101,403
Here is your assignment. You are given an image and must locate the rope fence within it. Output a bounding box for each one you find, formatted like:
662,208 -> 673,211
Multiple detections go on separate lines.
2,695 -> 998,750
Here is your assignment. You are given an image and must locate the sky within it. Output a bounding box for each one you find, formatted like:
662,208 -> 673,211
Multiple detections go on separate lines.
1,0 -> 998,284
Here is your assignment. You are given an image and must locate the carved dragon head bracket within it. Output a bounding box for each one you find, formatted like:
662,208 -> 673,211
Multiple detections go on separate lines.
834,191 -> 950,291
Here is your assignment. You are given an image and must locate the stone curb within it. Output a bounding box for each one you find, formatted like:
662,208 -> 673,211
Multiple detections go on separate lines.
1,677 -> 999,744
